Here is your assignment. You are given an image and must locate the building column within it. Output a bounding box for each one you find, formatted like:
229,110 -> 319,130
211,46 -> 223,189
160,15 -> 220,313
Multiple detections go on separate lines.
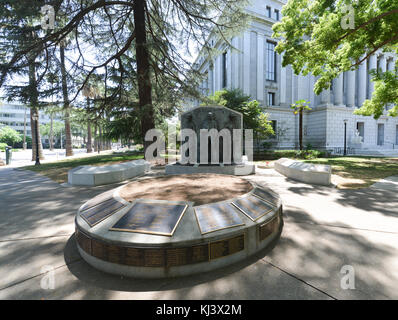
280,54 -> 287,104
387,56 -> 395,71
334,73 -> 344,105
380,55 -> 387,72
298,74 -> 309,102
309,74 -> 315,108
292,72 -> 299,103
320,88 -> 330,105
231,37 -> 238,89
208,62 -> 214,95
227,48 -> 232,89
368,54 -> 377,97
243,31 -> 250,95
346,70 -> 356,107
257,33 -> 264,102
358,57 -> 367,107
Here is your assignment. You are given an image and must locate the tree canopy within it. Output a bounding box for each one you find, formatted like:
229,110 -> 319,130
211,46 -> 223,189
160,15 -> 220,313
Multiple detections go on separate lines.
0,0 -> 249,153
206,89 -> 274,139
0,126 -> 22,147
272,0 -> 398,119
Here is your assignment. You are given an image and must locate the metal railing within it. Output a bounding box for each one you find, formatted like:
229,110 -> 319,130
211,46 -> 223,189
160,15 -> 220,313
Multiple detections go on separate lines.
328,147 -> 356,155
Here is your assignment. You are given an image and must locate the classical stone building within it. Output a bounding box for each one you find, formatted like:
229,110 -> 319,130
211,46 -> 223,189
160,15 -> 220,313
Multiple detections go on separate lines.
191,0 -> 398,155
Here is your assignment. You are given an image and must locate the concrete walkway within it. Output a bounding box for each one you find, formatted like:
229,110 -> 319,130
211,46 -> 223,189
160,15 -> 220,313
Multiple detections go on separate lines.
0,166 -> 397,299
371,175 -> 398,192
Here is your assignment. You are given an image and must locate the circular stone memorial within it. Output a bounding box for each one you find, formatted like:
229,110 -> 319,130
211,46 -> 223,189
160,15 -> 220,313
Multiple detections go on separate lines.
75,174 -> 283,278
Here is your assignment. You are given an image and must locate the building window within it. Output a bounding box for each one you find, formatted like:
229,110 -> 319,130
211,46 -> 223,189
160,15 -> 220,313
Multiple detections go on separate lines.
357,122 -> 365,142
222,51 -> 228,88
274,9 -> 280,21
266,6 -> 271,18
266,41 -> 277,81
271,120 -> 277,138
396,125 -> 398,145
267,92 -> 275,106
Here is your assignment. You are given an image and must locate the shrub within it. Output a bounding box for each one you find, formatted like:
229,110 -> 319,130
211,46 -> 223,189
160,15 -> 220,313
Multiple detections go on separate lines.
295,150 -> 321,159
254,149 -> 324,161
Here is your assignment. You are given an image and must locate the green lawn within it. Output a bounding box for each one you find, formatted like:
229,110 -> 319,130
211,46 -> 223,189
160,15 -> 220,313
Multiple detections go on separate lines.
22,152 -> 398,189
304,156 -> 398,188
22,151 -> 144,184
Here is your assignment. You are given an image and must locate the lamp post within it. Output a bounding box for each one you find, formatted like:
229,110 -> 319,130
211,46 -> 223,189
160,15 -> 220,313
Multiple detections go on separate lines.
343,119 -> 348,156
32,113 -> 40,166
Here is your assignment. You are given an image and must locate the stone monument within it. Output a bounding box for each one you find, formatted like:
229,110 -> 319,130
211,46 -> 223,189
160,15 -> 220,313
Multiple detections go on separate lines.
165,105 -> 255,175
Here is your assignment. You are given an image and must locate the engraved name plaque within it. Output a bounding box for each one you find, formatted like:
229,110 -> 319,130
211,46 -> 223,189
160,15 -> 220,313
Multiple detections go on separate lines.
259,215 -> 280,241
209,234 -> 245,260
109,202 -> 188,236
232,195 -> 274,221
80,198 -> 125,227
80,189 -> 115,212
252,188 -> 279,207
194,203 -> 245,234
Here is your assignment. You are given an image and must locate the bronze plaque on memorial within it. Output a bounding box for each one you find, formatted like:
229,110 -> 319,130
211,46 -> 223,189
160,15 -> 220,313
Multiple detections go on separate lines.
209,234 -> 245,260
259,215 -> 280,241
232,195 -> 273,221
80,198 -> 126,227
80,189 -> 115,212
144,248 -> 165,267
166,247 -> 189,267
76,229 -> 92,254
190,244 -> 209,264
252,188 -> 279,207
109,202 -> 188,236
125,247 -> 145,266
91,238 -> 107,261
194,203 -> 245,234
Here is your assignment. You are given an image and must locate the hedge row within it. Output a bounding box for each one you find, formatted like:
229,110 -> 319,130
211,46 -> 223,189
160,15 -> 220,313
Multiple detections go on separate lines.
253,149 -> 328,161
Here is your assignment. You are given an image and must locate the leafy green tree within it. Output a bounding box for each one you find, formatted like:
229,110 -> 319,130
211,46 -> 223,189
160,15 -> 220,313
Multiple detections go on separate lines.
206,89 -> 274,140
0,1 -> 54,161
291,100 -> 312,150
273,0 -> 398,119
40,122 -> 64,140
0,0 -> 249,156
0,126 -> 22,147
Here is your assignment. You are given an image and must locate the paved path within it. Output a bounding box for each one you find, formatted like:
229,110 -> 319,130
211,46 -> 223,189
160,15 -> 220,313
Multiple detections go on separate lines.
0,167 -> 397,299
371,175 -> 398,192
0,147 -> 128,168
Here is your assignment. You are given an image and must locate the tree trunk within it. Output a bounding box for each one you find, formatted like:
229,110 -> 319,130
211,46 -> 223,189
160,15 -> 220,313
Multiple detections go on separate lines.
49,113 -> 54,151
28,56 -> 44,161
99,125 -> 102,153
299,110 -> 303,151
60,43 -> 74,157
23,108 -> 27,150
87,122 -> 93,153
86,98 -> 93,153
30,108 -> 44,161
93,124 -> 98,152
133,0 -> 155,156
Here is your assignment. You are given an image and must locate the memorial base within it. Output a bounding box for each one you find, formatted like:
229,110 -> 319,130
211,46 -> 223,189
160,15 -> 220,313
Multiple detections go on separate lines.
75,174 -> 282,278
165,163 -> 255,176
